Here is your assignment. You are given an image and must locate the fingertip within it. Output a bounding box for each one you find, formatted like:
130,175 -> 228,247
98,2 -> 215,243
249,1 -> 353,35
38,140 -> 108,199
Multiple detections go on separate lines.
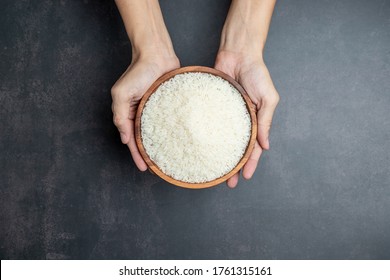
243,142 -> 262,179
258,128 -> 270,150
138,163 -> 148,172
242,161 -> 255,180
127,145 -> 148,172
135,157 -> 148,172
242,170 -> 252,180
261,140 -> 270,150
120,133 -> 128,144
226,173 -> 239,188
227,180 -> 237,188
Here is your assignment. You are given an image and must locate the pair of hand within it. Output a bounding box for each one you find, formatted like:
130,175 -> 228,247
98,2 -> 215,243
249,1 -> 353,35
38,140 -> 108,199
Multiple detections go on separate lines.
111,52 -> 279,188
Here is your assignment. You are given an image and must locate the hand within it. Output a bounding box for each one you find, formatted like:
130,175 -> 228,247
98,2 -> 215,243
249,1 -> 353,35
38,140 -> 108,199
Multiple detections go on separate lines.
215,50 -> 280,188
113,0 -> 179,171
111,55 -> 180,171
215,0 -> 278,187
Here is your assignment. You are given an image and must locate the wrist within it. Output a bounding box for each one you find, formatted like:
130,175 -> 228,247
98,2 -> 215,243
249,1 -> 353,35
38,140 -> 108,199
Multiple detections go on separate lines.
219,21 -> 265,59
218,31 -> 264,61
218,0 -> 276,58
131,38 -> 177,63
130,18 -> 176,62
116,0 -> 177,63
131,46 -> 180,73
130,20 -> 178,66
215,49 -> 264,76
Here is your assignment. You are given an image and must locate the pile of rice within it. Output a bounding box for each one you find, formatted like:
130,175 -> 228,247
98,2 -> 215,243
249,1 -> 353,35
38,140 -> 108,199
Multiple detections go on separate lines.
141,72 -> 251,183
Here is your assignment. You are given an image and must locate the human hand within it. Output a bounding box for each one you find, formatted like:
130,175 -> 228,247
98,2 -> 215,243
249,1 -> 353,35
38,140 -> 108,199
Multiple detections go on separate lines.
215,0 -> 278,188
111,55 -> 179,171
113,0 -> 179,171
215,50 -> 279,188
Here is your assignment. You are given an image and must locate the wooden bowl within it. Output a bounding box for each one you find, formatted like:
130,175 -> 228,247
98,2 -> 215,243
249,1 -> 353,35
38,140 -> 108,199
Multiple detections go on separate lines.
135,66 -> 257,189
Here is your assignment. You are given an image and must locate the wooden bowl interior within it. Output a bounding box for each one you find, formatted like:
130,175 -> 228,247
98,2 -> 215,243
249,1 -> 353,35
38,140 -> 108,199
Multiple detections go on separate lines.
135,66 -> 257,189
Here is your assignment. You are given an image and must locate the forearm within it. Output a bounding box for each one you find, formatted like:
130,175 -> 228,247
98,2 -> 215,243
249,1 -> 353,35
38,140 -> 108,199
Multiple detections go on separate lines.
115,0 -> 176,59
219,0 -> 276,58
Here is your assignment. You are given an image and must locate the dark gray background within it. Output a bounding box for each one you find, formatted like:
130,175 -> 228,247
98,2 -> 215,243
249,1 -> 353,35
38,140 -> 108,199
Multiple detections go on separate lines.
1,0 -> 389,259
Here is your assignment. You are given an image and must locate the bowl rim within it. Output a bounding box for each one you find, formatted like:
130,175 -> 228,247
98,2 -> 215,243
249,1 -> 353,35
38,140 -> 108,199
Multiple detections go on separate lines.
135,66 -> 257,189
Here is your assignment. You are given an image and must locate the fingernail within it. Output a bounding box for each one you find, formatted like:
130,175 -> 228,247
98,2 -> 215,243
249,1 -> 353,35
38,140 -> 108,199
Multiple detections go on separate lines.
120,133 -> 127,143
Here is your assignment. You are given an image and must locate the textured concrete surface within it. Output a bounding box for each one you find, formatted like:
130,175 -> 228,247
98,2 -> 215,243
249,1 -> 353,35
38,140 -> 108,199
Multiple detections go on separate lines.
1,0 -> 390,259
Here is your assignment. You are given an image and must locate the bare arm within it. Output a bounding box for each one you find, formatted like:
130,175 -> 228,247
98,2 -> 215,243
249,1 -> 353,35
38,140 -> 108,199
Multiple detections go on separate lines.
219,0 -> 276,58
114,0 -> 176,59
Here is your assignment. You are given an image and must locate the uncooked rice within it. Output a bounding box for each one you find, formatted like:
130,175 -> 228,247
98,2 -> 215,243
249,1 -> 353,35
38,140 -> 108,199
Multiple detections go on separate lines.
141,72 -> 251,183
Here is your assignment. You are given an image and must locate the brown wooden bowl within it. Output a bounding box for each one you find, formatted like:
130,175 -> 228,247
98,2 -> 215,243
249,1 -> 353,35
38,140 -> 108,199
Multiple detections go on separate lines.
135,66 -> 257,189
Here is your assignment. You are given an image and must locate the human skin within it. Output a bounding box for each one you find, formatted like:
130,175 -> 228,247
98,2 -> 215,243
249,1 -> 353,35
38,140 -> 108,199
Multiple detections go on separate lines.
111,0 -> 180,171
112,0 -> 279,188
215,0 -> 280,188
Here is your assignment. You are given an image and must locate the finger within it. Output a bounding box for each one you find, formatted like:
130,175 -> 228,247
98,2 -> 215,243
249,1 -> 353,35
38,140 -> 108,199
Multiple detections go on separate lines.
243,141 -> 262,179
126,120 -> 147,171
257,92 -> 279,150
226,172 -> 240,188
111,93 -> 132,145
